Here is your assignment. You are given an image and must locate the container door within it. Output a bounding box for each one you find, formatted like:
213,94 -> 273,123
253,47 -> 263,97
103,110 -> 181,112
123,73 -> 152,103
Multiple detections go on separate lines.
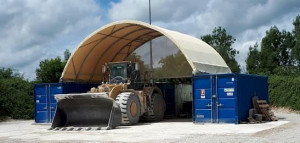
49,84 -> 62,122
193,75 -> 237,123
193,76 -> 213,122
215,75 -> 237,123
34,84 -> 49,123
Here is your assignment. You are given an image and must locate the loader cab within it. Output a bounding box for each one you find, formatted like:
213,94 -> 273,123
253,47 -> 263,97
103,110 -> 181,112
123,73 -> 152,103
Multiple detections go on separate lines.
107,62 -> 141,85
109,62 -> 128,83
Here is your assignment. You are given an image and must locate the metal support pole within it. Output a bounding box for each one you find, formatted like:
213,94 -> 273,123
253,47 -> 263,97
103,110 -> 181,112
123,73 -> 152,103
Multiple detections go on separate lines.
149,0 -> 153,85
149,0 -> 151,25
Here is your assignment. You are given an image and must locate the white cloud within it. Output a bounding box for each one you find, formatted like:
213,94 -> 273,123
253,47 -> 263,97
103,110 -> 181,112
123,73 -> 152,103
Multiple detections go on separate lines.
1,0 -> 300,80
0,0 -> 103,79
109,0 -> 208,23
109,0 -> 300,72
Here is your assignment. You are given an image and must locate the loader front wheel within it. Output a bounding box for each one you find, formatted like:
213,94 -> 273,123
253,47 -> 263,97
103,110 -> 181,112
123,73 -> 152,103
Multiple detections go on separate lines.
116,92 -> 141,125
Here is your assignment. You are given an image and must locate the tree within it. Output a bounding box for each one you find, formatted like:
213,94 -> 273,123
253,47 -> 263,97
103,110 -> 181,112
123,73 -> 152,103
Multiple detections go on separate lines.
35,49 -> 71,83
126,52 -> 149,80
0,68 -> 14,79
260,26 -> 295,74
64,49 -> 71,62
36,57 -> 65,83
246,43 -> 261,74
0,67 -> 33,119
292,15 -> 300,64
201,27 -> 240,73
280,30 -> 295,66
246,15 -> 300,75
154,51 -> 192,78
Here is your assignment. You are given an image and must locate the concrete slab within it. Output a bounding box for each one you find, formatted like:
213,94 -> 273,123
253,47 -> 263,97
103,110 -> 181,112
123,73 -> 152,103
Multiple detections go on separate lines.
0,119 -> 288,143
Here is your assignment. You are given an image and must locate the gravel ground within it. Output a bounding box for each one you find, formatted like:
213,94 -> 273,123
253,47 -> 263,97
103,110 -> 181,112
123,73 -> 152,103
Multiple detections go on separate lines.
175,111 -> 300,143
0,110 -> 298,143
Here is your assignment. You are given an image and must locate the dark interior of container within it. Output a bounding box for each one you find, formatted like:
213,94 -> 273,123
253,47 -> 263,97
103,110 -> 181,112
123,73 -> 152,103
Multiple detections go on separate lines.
155,76 -> 193,119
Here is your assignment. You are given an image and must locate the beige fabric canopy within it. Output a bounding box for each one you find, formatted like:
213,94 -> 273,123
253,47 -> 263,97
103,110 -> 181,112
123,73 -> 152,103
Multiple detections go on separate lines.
61,20 -> 231,82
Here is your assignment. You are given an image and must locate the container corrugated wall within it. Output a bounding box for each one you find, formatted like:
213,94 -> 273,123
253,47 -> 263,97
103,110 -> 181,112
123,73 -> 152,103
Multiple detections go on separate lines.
34,82 -> 99,123
193,73 -> 268,124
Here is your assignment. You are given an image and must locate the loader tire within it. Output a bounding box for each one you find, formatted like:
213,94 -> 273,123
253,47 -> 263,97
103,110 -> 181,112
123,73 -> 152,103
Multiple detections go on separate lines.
116,92 -> 141,125
152,93 -> 166,121
143,93 -> 166,121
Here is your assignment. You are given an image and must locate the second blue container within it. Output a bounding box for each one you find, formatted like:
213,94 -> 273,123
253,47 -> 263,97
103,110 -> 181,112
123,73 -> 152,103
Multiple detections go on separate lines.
193,73 -> 268,124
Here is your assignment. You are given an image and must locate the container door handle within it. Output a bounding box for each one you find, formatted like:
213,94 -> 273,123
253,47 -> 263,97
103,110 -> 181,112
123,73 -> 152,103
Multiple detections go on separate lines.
206,104 -> 212,107
217,103 -> 223,107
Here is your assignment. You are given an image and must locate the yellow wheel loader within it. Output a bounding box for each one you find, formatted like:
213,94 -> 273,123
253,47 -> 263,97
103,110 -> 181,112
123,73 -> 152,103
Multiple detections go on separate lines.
50,61 -> 166,130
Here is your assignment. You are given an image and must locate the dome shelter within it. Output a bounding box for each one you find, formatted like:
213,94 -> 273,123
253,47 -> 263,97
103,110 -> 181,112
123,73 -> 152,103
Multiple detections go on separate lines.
61,20 -> 231,82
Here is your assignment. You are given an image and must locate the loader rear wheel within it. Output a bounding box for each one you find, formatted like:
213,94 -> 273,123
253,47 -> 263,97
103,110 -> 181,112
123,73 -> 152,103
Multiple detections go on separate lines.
152,93 -> 166,121
116,92 -> 141,125
142,93 -> 166,121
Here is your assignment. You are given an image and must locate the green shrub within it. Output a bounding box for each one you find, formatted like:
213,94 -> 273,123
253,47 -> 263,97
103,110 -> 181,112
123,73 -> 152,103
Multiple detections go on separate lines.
269,75 -> 300,110
0,77 -> 34,119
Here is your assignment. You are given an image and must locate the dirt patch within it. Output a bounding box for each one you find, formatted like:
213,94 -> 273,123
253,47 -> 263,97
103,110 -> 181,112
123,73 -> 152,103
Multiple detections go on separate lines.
0,116 -> 11,122
271,106 -> 300,114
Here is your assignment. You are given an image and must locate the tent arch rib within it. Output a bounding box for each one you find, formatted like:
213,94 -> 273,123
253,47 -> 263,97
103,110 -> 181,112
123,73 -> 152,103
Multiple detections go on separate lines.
61,20 -> 231,82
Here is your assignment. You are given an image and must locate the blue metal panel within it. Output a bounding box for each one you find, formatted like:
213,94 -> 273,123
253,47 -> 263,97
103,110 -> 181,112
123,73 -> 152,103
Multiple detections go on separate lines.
217,76 -> 236,88
218,108 -> 236,123
193,73 -> 268,124
194,109 -> 211,122
49,84 -> 63,122
34,84 -> 49,123
193,75 -> 213,122
193,77 -> 211,89
216,75 -> 237,123
34,82 -> 100,123
236,74 -> 268,122
35,94 -> 47,104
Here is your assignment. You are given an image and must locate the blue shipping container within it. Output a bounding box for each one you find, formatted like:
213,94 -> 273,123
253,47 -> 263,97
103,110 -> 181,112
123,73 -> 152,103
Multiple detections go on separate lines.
193,73 -> 268,124
34,82 -> 99,123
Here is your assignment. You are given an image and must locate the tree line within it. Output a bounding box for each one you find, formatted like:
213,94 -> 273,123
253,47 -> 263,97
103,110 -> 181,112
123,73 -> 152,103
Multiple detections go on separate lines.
246,16 -> 300,75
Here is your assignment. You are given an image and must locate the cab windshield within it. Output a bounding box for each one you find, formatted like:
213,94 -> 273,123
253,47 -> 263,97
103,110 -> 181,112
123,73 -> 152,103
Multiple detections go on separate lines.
109,63 -> 127,83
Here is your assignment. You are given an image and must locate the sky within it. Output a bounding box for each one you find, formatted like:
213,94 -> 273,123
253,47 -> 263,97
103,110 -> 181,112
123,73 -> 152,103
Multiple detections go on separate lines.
0,0 -> 299,80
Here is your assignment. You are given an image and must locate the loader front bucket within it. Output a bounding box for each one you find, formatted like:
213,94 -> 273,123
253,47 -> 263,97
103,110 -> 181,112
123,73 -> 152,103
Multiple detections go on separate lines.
50,93 -> 121,130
